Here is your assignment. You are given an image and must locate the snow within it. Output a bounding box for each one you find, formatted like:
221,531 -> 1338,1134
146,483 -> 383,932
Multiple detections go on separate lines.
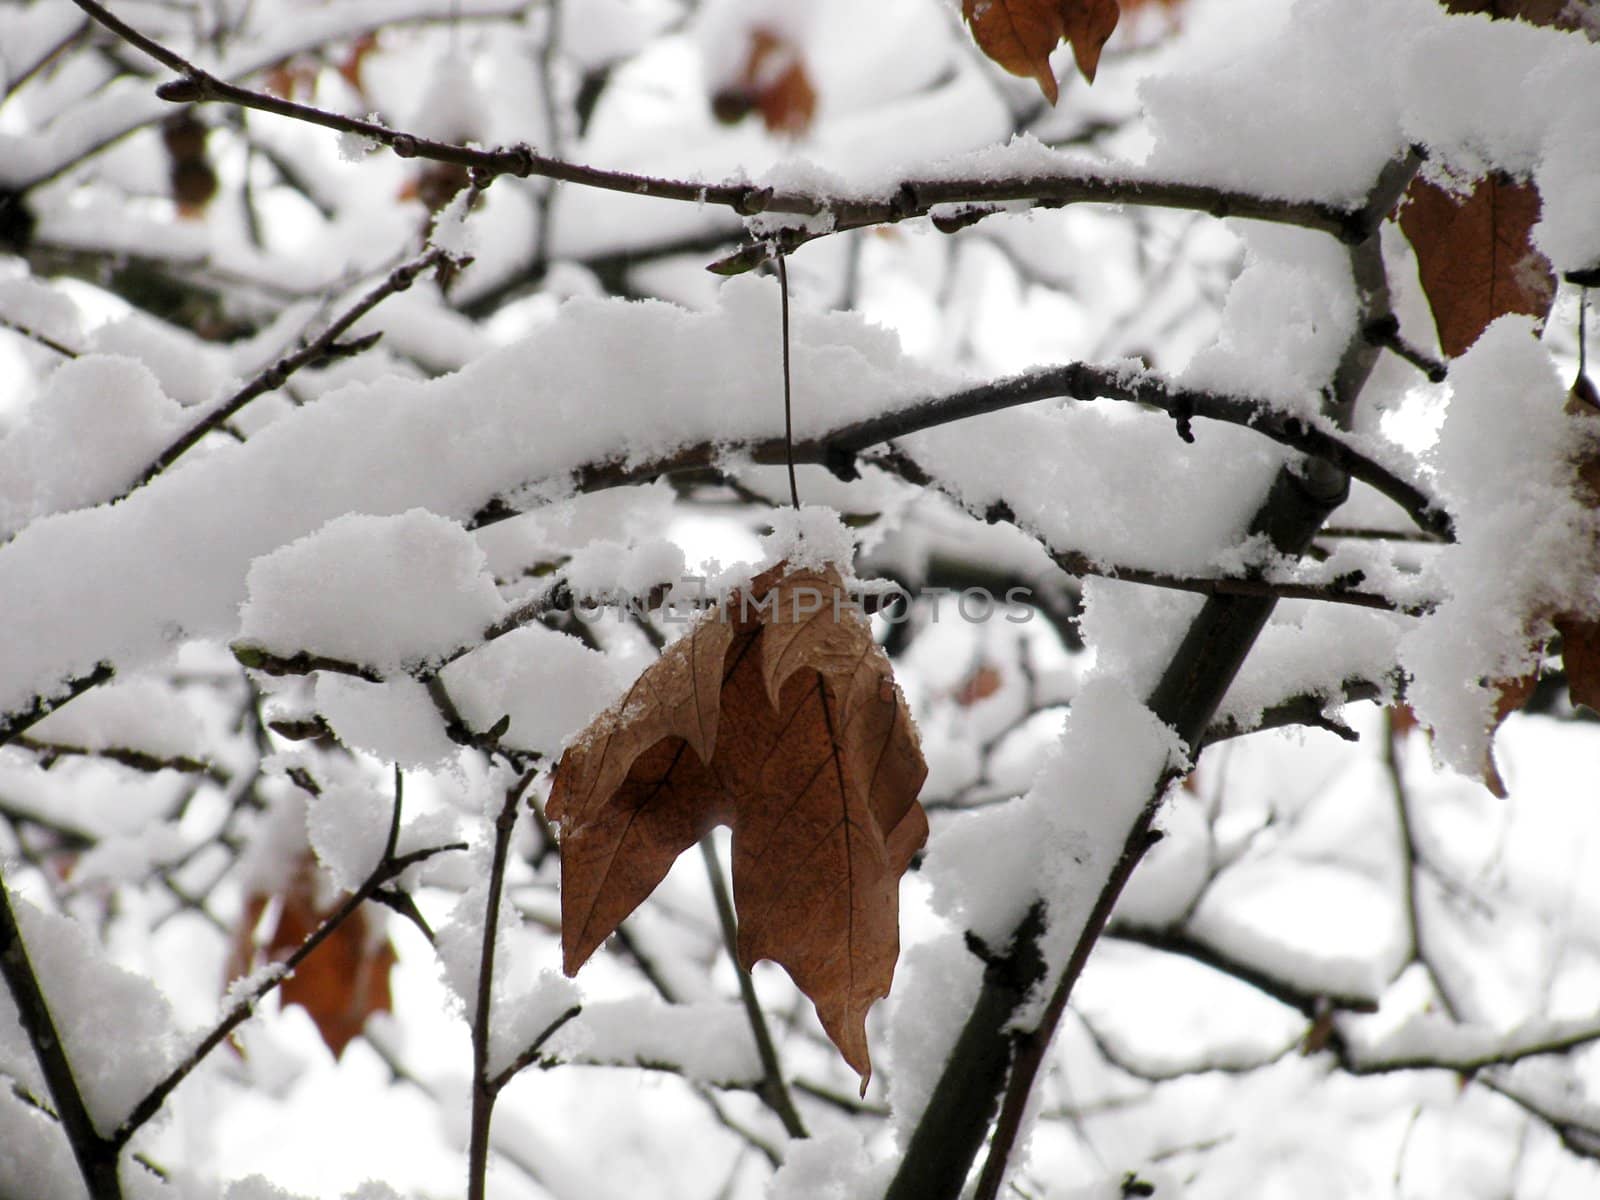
239,510 -> 504,675
314,675 -> 461,768
546,998 -> 761,1086
443,625 -> 627,757
1399,317 -> 1598,777
767,1129 -> 882,1200
6,892 -> 182,1136
89,314 -> 231,409
760,505 -> 858,571
0,279 -> 949,726
3,0 -> 1599,1193
921,676 -> 1188,995
0,355 -> 185,538
885,933 -> 984,1141
25,676 -> 211,762
306,780 -> 391,892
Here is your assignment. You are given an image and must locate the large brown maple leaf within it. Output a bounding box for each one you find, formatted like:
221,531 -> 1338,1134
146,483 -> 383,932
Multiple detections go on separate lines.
548,561 -> 928,1084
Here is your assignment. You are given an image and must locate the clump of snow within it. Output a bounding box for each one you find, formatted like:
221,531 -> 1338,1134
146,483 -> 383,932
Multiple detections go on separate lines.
338,117 -> 383,163
1216,605 -> 1404,734
8,891 -> 182,1135
0,1083 -> 81,1200
1181,227 -> 1358,409
1399,317 -> 1597,777
885,933 -> 983,1141
89,313 -> 229,408
922,677 -> 1187,992
0,274 -> 82,355
26,676 -> 208,761
761,504 -> 858,572
444,625 -> 627,756
408,53 -> 489,144
768,1129 -> 880,1200
487,971 -> 581,1081
314,674 -> 461,768
562,537 -> 686,601
69,821 -> 190,890
0,354 -> 184,537
239,509 -> 504,674
1113,789 -> 1211,929
429,189 -> 477,259
306,781 -> 391,891
546,998 -> 761,1086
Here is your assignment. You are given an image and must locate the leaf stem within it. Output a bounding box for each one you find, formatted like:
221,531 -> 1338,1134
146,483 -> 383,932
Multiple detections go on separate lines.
0,873 -> 123,1199
775,248 -> 800,509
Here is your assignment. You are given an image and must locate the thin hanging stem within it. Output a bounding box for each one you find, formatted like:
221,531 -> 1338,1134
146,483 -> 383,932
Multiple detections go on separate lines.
775,248 -> 800,509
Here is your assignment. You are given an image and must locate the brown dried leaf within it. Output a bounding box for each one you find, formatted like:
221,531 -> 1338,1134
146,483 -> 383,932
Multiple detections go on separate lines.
549,562 -> 928,1084
337,33 -> 380,97
1480,672 -> 1536,799
961,0 -> 1120,104
1398,173 -> 1557,359
1553,388 -> 1600,713
953,663 -> 1004,706
228,852 -> 396,1058
709,29 -> 817,136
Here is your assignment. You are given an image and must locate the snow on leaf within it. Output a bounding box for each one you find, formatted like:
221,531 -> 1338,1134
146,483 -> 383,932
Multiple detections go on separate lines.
961,0 -> 1121,105
549,560 -> 928,1086
1398,173 -> 1557,359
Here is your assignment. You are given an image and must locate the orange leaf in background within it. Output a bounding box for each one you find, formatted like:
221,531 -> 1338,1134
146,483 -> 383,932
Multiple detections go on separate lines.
228,851 -> 395,1059
336,33 -> 380,97
549,562 -> 928,1087
953,662 -> 1004,706
1397,173 -> 1557,359
709,28 -> 816,137
961,0 -> 1121,104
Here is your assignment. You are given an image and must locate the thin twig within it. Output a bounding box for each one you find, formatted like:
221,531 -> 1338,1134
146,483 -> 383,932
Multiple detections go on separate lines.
68,0 -> 1362,252
0,872 -> 123,1198
697,837 -> 808,1140
122,249 -> 442,494
113,826 -> 464,1146
0,314 -> 80,358
774,250 -> 800,509
486,1005 -> 583,1092
467,359 -> 1451,544
467,767 -> 539,1200
15,737 -> 229,784
0,664 -> 115,752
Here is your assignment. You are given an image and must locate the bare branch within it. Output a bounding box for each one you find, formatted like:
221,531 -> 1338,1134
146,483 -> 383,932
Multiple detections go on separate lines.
0,874 -> 123,1198
698,836 -> 808,1140
113,822 -> 465,1148
0,664 -> 116,753
467,767 -> 539,1200
67,0 -> 1368,264
15,736 -> 229,784
122,249 -> 444,496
